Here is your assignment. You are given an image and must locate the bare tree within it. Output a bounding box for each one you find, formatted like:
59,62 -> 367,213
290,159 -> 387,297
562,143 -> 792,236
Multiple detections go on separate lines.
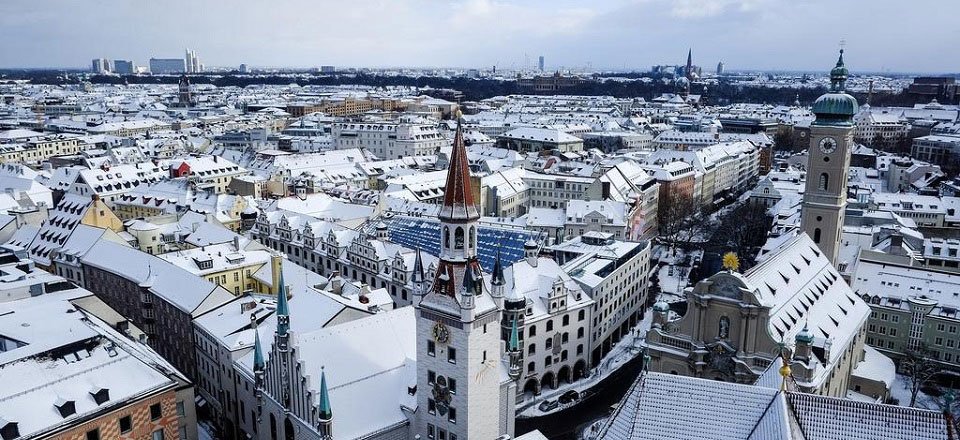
903,344 -> 941,408
711,202 -> 772,270
657,192 -> 710,252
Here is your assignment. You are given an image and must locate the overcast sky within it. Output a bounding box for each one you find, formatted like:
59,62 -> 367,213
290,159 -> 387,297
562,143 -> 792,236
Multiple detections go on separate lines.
1,0 -> 957,73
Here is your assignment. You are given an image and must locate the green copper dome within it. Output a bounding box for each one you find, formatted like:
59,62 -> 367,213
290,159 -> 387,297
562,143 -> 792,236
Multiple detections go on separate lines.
795,322 -> 814,345
812,49 -> 858,126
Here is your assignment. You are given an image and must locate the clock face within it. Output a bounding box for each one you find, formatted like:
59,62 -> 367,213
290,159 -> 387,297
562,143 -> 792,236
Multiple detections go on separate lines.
432,322 -> 449,344
818,137 -> 837,155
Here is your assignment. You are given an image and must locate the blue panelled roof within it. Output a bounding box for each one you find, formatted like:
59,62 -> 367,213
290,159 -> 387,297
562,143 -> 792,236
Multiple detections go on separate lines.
372,215 -> 541,270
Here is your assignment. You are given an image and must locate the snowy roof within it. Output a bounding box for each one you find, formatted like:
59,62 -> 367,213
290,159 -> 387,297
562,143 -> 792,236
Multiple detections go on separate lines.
598,372 -> 788,440
82,240 -> 233,315
601,371 -> 950,440
742,233 -> 870,367
0,295 -> 181,439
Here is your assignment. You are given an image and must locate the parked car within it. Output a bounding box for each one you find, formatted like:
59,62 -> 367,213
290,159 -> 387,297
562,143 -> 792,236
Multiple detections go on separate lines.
538,400 -> 559,412
559,390 -> 580,404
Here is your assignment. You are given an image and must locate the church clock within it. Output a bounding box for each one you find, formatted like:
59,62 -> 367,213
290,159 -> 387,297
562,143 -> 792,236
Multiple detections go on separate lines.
818,137 -> 837,154
432,322 -> 450,344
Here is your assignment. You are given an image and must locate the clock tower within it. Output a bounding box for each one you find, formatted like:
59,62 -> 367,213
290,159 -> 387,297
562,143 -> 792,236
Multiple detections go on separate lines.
801,50 -> 859,266
415,113 -> 507,440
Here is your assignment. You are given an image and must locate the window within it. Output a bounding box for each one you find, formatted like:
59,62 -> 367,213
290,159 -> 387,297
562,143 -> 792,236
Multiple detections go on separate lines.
528,361 -> 535,372
428,370 -> 436,385
818,173 -> 829,191
177,401 -> 185,416
562,315 -> 569,326
119,416 -> 132,433
449,378 -> 457,394
152,430 -> 164,440
428,424 -> 435,439
428,398 -> 436,415
150,403 -> 162,420
547,320 -> 554,331
428,340 -> 436,357
813,228 -> 822,243
448,347 -> 457,364
578,310 -> 585,321
448,407 -> 457,423
86,429 -> 100,440
529,325 -> 537,337
454,227 -> 464,250
528,344 -> 536,355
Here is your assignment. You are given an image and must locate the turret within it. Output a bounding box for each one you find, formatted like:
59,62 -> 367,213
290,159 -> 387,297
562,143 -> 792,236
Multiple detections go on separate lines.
490,249 -> 505,307
252,318 -> 265,420
461,263 -> 477,311
317,367 -> 333,440
508,317 -> 522,381
524,239 -> 538,268
375,221 -> 389,242
411,247 -> 426,301
653,299 -> 670,328
794,321 -> 814,363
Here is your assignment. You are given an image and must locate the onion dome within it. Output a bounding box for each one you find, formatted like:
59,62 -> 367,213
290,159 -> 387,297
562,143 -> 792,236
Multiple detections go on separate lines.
811,49 -> 859,126
795,322 -> 814,345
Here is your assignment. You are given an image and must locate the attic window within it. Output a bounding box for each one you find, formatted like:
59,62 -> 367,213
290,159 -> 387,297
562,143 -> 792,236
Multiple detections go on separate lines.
829,316 -> 839,327
0,422 -> 19,440
90,387 -> 110,405
790,263 -> 800,274
780,273 -> 790,284
55,399 -> 76,418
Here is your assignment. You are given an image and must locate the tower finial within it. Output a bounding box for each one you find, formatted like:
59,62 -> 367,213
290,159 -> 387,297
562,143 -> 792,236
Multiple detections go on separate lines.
276,268 -> 290,337
253,329 -> 265,372
318,366 -> 332,420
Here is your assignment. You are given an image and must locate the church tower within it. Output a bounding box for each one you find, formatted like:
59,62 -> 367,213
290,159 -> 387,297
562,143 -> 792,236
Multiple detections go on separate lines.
178,74 -> 193,107
415,113 -> 505,440
801,50 -> 858,266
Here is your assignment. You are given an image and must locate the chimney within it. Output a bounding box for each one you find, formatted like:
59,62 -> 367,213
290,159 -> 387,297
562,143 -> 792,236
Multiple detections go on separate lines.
234,235 -> 241,251
331,272 -> 343,295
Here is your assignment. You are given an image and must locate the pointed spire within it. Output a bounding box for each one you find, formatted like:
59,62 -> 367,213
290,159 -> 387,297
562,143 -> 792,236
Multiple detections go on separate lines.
438,113 -> 480,221
253,329 -> 265,372
318,367 -> 333,420
276,269 -> 289,337
491,248 -> 505,286
462,262 -> 476,293
412,247 -> 425,284
509,317 -> 519,352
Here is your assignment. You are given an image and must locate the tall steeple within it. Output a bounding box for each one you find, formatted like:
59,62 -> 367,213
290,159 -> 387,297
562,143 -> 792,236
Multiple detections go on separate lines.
439,113 -> 480,223
802,49 -> 859,266
415,111 -> 510,440
685,48 -> 694,81
431,112 -> 484,300
317,367 -> 333,439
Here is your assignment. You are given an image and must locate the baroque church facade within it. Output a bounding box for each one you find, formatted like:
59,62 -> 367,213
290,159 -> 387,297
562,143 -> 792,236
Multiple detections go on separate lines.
644,52 -> 888,399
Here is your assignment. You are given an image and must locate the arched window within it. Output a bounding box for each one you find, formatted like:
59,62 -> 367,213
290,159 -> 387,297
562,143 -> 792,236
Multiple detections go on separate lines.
469,226 -> 476,249
454,227 -> 464,250
818,173 -> 829,191
719,316 -> 730,339
284,418 -> 295,440
443,227 -> 450,249
763,187 -> 770,194
270,414 -> 278,440
813,228 -> 822,243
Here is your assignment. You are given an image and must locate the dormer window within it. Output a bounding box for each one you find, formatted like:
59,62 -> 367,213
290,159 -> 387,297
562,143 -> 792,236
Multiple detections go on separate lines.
55,399 -> 76,418
0,421 -> 19,440
90,387 -> 110,405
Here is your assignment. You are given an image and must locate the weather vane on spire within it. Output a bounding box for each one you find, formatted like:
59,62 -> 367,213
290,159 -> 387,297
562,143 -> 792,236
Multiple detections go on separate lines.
839,39 -> 847,53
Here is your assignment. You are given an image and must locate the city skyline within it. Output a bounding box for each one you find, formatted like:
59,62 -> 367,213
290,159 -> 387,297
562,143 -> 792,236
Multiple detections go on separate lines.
2,0 -> 958,73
